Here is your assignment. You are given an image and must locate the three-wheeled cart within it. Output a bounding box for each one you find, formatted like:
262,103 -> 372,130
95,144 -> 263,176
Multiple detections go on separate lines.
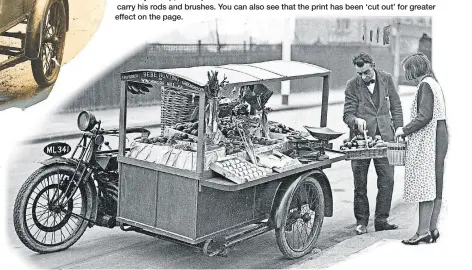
117,60 -> 346,258
0,0 -> 68,86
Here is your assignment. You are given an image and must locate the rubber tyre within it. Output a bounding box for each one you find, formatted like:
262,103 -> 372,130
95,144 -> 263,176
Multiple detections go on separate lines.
275,177 -> 325,259
13,165 -> 93,253
30,0 -> 67,87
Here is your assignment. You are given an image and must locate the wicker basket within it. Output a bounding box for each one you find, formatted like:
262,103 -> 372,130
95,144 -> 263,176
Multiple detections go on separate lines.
161,87 -> 199,134
344,147 -> 387,160
386,141 -> 407,166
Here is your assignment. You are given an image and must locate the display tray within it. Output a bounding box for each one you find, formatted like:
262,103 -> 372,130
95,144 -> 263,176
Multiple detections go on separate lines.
210,156 -> 270,184
343,147 -> 387,160
202,149 -> 346,191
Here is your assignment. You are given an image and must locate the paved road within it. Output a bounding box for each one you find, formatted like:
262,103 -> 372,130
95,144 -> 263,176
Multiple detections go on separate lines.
5,97 -> 414,269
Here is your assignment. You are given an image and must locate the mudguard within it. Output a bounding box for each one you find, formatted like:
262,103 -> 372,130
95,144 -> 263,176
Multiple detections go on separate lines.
40,156 -> 78,167
271,170 -> 333,229
25,0 -> 69,59
39,157 -> 99,225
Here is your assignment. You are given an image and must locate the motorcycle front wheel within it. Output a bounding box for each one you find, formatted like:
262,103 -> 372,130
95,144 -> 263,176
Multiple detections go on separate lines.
13,164 -> 93,253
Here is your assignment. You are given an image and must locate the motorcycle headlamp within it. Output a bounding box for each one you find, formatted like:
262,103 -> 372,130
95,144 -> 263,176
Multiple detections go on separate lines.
77,111 -> 98,131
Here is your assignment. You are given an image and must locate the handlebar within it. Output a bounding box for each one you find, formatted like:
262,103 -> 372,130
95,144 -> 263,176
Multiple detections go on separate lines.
98,127 -> 151,136
96,148 -> 130,155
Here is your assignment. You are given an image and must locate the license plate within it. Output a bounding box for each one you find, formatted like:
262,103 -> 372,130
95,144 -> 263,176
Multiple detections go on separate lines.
43,142 -> 72,157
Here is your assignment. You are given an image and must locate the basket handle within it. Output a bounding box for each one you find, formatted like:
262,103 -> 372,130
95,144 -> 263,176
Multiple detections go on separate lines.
363,130 -> 369,149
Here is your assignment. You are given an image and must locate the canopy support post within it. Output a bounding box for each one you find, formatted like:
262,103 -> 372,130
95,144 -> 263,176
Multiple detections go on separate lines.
320,75 -> 329,127
119,81 -> 128,156
281,17 -> 295,105
196,91 -> 206,177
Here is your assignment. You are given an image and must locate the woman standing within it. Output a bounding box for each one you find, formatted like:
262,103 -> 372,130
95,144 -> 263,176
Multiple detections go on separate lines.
395,53 -> 448,245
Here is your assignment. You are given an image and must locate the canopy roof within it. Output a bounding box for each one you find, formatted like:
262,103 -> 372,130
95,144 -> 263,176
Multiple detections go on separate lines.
121,60 -> 330,91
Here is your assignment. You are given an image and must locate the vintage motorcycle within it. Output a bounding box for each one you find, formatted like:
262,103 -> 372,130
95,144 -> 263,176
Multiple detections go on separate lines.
13,111 -> 150,253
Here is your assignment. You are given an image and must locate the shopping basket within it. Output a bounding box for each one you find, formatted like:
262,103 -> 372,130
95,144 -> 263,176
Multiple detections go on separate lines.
386,139 -> 407,166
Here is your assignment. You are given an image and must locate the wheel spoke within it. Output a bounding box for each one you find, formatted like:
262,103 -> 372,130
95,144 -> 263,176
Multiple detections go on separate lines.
63,221 -> 72,235
73,192 -> 81,200
28,222 -> 37,230
309,187 -> 318,210
65,221 -> 76,234
303,222 -> 309,245
290,225 -> 295,249
60,227 -> 65,242
52,229 -> 56,245
41,231 -> 48,244
52,213 -> 58,228
300,223 -> 307,248
33,227 -> 42,239
297,221 -> 303,249
46,181 -> 51,203
27,203 -> 48,211
32,188 -> 41,197
39,191 -> 50,202
69,216 -> 79,227
26,209 -> 48,221
37,209 -> 52,224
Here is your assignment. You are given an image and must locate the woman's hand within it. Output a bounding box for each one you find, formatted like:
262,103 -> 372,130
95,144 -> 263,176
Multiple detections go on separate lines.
395,127 -> 405,139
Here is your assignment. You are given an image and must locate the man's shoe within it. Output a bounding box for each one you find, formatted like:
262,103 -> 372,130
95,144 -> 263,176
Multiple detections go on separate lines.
375,222 -> 398,231
355,224 -> 367,235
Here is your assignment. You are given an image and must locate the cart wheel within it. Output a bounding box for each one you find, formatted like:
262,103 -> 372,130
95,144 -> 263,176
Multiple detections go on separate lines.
30,0 -> 67,87
203,238 -> 226,257
275,176 -> 324,259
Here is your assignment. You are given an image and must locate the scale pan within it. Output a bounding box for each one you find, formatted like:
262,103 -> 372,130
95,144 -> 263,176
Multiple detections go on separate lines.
303,126 -> 344,141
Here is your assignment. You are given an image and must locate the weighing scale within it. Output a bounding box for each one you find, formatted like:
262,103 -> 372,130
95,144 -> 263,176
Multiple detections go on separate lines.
287,126 -> 343,163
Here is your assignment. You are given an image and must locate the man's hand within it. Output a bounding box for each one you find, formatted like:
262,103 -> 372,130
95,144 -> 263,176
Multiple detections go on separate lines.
355,118 -> 367,132
395,127 -> 405,139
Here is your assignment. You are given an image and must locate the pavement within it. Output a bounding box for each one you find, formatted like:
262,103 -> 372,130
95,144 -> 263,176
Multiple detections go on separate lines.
23,86 -> 417,144
292,200 -> 420,269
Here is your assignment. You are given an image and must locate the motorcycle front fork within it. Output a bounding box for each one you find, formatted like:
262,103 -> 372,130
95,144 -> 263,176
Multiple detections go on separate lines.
51,163 -> 92,209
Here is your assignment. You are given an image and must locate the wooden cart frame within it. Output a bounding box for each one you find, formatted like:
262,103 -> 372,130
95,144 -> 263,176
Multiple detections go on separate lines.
117,60 -> 346,258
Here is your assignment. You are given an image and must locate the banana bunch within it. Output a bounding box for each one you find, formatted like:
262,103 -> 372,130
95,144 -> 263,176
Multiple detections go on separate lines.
126,81 -> 152,95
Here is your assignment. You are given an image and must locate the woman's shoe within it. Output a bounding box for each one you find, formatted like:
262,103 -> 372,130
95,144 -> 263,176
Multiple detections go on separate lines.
430,229 -> 440,243
401,232 -> 432,245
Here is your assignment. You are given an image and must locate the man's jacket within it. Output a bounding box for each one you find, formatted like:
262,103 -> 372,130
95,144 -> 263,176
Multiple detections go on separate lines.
343,70 -> 404,142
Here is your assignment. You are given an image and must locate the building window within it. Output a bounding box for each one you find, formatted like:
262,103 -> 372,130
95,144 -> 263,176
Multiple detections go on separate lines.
336,19 -> 350,31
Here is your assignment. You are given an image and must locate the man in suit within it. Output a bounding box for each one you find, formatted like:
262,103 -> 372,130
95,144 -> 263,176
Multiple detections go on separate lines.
343,52 -> 404,235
